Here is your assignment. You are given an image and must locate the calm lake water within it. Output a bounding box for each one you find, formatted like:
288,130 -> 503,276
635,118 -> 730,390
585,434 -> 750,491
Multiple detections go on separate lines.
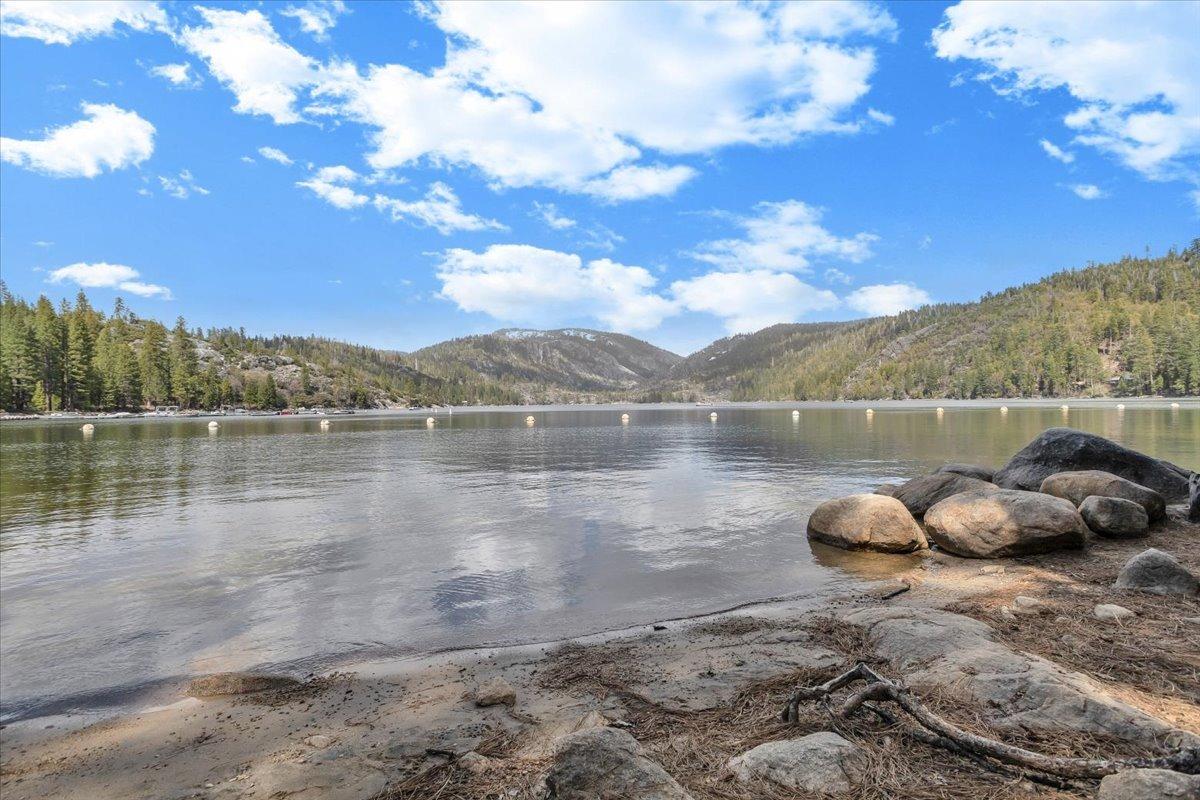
1,400 -> 1196,720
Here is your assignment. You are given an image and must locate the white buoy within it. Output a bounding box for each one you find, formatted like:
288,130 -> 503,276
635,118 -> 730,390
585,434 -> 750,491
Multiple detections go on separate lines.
709,411 -> 718,421
525,415 -> 536,426
208,420 -> 220,430
80,423 -> 95,434
320,419 -> 331,429
1171,402 -> 1180,408
865,408 -> 874,416
620,413 -> 630,423
426,417 -> 436,425
1116,403 -> 1125,410
792,409 -> 800,417
1000,406 -> 1008,413
935,407 -> 944,414
1061,404 -> 1069,412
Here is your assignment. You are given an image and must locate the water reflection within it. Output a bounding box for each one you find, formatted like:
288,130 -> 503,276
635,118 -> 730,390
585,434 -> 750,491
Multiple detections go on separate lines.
0,402 -> 1196,719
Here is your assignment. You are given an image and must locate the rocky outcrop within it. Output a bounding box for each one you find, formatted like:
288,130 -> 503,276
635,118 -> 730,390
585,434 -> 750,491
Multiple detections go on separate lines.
1096,768 -> 1200,800
923,489 -> 1088,558
994,428 -> 1190,501
1114,549 -> 1200,596
806,494 -> 927,553
186,673 -> 300,698
1080,496 -> 1150,538
727,732 -> 866,794
937,463 -> 996,482
843,607 -> 1197,748
892,472 -> 999,517
544,727 -> 692,800
1040,470 -> 1166,521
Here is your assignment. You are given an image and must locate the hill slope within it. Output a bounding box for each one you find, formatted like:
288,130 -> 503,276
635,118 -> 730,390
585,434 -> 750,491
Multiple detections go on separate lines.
661,246 -> 1200,400
409,328 -> 683,398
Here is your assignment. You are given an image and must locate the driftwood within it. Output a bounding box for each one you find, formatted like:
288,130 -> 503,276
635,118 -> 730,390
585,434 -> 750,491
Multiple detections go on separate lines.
780,662 -> 1200,780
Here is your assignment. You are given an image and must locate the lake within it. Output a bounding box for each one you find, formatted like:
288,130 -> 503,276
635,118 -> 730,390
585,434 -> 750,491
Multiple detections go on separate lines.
1,400 -> 1196,721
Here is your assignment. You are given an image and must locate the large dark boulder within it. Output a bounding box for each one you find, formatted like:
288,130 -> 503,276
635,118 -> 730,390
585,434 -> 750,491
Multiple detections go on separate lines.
1113,549 -> 1199,596
994,428 -> 1190,502
936,463 -> 996,482
806,494 -> 927,553
544,727 -> 693,800
1190,473 -> 1200,523
892,472 -> 999,517
924,490 -> 1088,558
1039,470 -> 1166,521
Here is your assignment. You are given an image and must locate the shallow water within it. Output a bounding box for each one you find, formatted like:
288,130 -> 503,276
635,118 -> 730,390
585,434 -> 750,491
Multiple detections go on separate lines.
1,400 -> 1196,720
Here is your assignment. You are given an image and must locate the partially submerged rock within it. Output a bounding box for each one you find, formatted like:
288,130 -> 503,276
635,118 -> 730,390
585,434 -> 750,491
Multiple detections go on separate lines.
1040,470 -> 1166,521
891,471 -> 999,517
937,463 -> 996,482
1080,495 -> 1150,538
806,494 -> 927,553
923,489 -> 1088,558
544,727 -> 692,800
994,428 -> 1190,501
727,731 -> 866,794
1096,768 -> 1200,800
186,672 -> 300,698
1114,549 -> 1200,596
473,676 -> 517,707
843,607 -> 1196,748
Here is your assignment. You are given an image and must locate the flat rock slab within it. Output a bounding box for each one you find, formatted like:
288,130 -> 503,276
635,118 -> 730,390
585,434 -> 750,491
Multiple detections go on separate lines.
544,727 -> 692,800
1041,470 -> 1165,522
1080,495 -> 1150,538
806,493 -> 927,553
1114,548 -> 1200,596
1097,768 -> 1200,800
186,673 -> 301,698
843,607 -> 1197,749
995,428 -> 1190,502
923,489 -> 1088,558
727,731 -> 866,794
892,472 -> 1000,517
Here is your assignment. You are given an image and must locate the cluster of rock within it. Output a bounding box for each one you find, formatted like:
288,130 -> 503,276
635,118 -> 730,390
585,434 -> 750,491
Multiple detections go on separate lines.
807,427 -> 1196,562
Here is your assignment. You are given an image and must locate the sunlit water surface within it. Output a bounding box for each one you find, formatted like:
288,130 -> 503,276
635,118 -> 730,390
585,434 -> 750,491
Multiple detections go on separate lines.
1,401 -> 1196,720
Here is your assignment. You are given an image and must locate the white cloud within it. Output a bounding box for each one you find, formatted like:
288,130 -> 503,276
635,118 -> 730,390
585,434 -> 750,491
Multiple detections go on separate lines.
1070,183 -> 1106,200
178,7 -> 322,125
47,261 -> 171,299
436,244 -> 675,331
1,102 -> 154,178
280,1 -> 346,41
918,234 -> 933,250
258,145 -> 294,165
372,183 -> 506,234
934,1 -> 1200,189
182,2 -> 895,199
867,108 -> 895,126
845,282 -> 930,316
671,270 -> 839,333
297,164 -> 369,209
1039,138 -> 1074,164
158,169 -> 208,199
581,163 -> 698,202
0,0 -> 165,45
532,201 -> 576,230
824,268 -> 853,285
691,200 -> 877,272
149,62 -> 200,88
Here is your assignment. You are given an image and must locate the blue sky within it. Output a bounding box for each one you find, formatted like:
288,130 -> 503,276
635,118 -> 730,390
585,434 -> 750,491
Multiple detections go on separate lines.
1,1 -> 1197,355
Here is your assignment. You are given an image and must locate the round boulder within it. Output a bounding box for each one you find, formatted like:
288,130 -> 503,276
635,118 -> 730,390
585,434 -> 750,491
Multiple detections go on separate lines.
1039,470 -> 1166,521
806,494 -> 927,553
892,471 -> 1000,517
727,732 -> 866,794
923,489 -> 1088,558
1114,548 -> 1199,596
1097,768 -> 1200,800
1079,496 -> 1149,538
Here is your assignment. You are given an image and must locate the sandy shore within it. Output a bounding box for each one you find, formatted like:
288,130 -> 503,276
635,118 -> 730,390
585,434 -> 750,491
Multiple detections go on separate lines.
2,509 -> 1197,800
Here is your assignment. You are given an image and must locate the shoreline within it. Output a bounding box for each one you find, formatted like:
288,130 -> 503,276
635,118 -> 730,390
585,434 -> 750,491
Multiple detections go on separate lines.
3,509 -> 1196,799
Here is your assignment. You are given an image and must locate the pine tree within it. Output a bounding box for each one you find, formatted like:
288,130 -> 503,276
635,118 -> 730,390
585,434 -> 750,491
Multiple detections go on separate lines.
169,316 -> 199,407
138,321 -> 172,406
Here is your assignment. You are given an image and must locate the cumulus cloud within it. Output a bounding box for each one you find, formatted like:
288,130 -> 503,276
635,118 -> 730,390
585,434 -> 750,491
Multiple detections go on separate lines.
1,102 -> 154,178
47,261 -> 171,299
1070,183 -> 1106,200
934,1 -> 1200,191
157,168 -> 208,199
296,164 -> 369,209
824,268 -> 853,285
1039,138 -> 1074,164
258,145 -> 293,165
845,282 -> 931,316
149,62 -> 200,88
180,2 -> 896,199
0,0 -> 166,45
280,1 -> 346,41
531,201 -> 576,230
691,200 -> 877,272
671,270 -> 839,333
436,244 -> 675,331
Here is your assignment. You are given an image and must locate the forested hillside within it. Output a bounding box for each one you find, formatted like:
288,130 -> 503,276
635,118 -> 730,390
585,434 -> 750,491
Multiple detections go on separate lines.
0,287 -> 518,412
665,243 -> 1200,400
